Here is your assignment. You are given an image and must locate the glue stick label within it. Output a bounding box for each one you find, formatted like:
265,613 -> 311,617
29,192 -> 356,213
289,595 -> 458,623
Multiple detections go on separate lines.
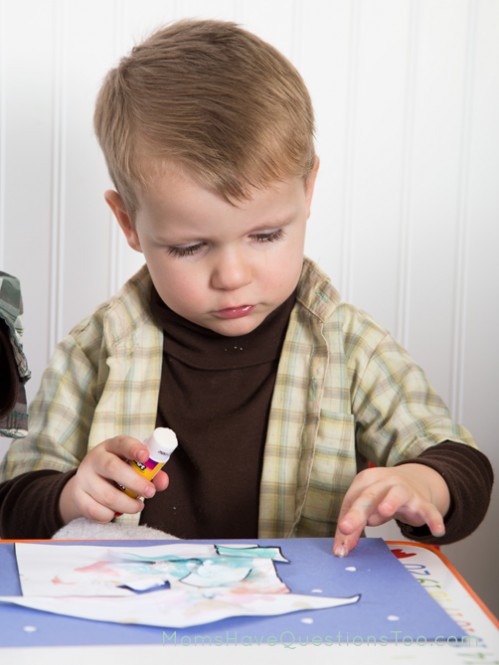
131,457 -> 164,480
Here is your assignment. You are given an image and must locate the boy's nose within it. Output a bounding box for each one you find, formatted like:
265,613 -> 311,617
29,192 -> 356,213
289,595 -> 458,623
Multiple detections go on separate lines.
210,247 -> 252,291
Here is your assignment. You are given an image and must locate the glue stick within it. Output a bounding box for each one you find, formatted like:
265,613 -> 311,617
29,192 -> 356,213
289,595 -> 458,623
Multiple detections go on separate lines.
123,427 -> 178,499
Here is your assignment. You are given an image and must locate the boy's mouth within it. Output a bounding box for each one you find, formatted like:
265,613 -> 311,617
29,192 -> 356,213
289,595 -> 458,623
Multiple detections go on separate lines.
213,305 -> 255,319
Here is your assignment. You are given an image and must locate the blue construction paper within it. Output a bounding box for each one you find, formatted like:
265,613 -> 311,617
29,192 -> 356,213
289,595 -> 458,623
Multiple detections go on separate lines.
0,538 -> 465,648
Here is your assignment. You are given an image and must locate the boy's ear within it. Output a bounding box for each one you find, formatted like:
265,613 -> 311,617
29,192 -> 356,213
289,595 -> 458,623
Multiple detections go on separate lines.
104,190 -> 142,252
305,157 -> 320,216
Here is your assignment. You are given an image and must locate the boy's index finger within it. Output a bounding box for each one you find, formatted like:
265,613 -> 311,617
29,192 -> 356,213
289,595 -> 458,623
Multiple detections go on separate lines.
333,501 -> 367,557
337,485 -> 385,533
106,435 -> 149,463
333,522 -> 363,558
332,483 -> 388,557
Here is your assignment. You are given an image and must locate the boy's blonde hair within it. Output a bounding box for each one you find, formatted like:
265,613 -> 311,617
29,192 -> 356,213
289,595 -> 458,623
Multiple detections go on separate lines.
94,19 -> 315,214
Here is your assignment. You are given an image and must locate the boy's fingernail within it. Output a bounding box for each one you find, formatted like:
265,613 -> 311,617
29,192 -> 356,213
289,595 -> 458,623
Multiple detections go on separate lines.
143,486 -> 155,498
334,544 -> 347,558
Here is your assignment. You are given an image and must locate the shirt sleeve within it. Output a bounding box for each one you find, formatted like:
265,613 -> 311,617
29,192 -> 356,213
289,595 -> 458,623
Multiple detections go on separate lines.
0,469 -> 76,538
395,441 -> 494,544
342,311 -> 492,544
346,317 -> 476,465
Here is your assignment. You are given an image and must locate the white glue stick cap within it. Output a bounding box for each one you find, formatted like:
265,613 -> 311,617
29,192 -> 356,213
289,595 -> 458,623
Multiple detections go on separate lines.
144,427 -> 178,463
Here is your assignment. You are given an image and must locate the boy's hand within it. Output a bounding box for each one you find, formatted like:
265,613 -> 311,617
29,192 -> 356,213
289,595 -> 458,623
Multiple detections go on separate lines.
333,464 -> 450,557
59,436 -> 169,524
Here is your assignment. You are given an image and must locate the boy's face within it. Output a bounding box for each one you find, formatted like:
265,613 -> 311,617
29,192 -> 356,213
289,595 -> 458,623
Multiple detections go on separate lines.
107,164 -> 318,337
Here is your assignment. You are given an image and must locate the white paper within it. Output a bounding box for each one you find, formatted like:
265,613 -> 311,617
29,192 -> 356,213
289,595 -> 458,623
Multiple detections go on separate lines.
0,542 -> 360,628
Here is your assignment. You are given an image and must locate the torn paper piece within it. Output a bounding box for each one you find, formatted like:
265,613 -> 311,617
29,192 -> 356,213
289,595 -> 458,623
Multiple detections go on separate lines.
0,590 -> 361,629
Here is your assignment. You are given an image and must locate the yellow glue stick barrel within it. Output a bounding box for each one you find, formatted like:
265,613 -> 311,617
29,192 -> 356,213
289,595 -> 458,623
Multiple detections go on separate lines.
123,427 -> 178,499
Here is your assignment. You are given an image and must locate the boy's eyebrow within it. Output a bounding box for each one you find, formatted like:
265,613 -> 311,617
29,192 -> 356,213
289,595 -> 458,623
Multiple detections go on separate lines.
246,214 -> 296,231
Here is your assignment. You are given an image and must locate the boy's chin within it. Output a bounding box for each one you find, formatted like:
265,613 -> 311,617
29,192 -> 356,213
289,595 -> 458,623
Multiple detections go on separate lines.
206,315 -> 266,338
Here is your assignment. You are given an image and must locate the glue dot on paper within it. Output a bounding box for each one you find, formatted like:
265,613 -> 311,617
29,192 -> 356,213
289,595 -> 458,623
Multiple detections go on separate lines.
301,617 -> 314,625
23,626 -> 37,633
311,588 -> 323,593
387,615 -> 400,622
345,566 -> 357,572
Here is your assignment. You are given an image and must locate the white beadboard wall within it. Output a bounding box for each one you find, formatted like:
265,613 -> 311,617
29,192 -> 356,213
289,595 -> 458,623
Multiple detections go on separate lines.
0,0 -> 498,614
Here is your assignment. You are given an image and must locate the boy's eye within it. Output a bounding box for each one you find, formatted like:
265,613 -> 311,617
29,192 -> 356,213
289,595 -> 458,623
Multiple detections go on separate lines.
166,229 -> 284,257
253,229 -> 284,243
167,243 -> 204,257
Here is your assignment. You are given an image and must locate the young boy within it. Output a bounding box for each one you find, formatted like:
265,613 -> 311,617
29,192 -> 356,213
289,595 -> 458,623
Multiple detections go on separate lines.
0,20 -> 492,553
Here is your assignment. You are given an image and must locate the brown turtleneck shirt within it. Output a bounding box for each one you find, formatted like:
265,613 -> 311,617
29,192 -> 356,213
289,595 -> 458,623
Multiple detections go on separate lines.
140,287 -> 296,538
